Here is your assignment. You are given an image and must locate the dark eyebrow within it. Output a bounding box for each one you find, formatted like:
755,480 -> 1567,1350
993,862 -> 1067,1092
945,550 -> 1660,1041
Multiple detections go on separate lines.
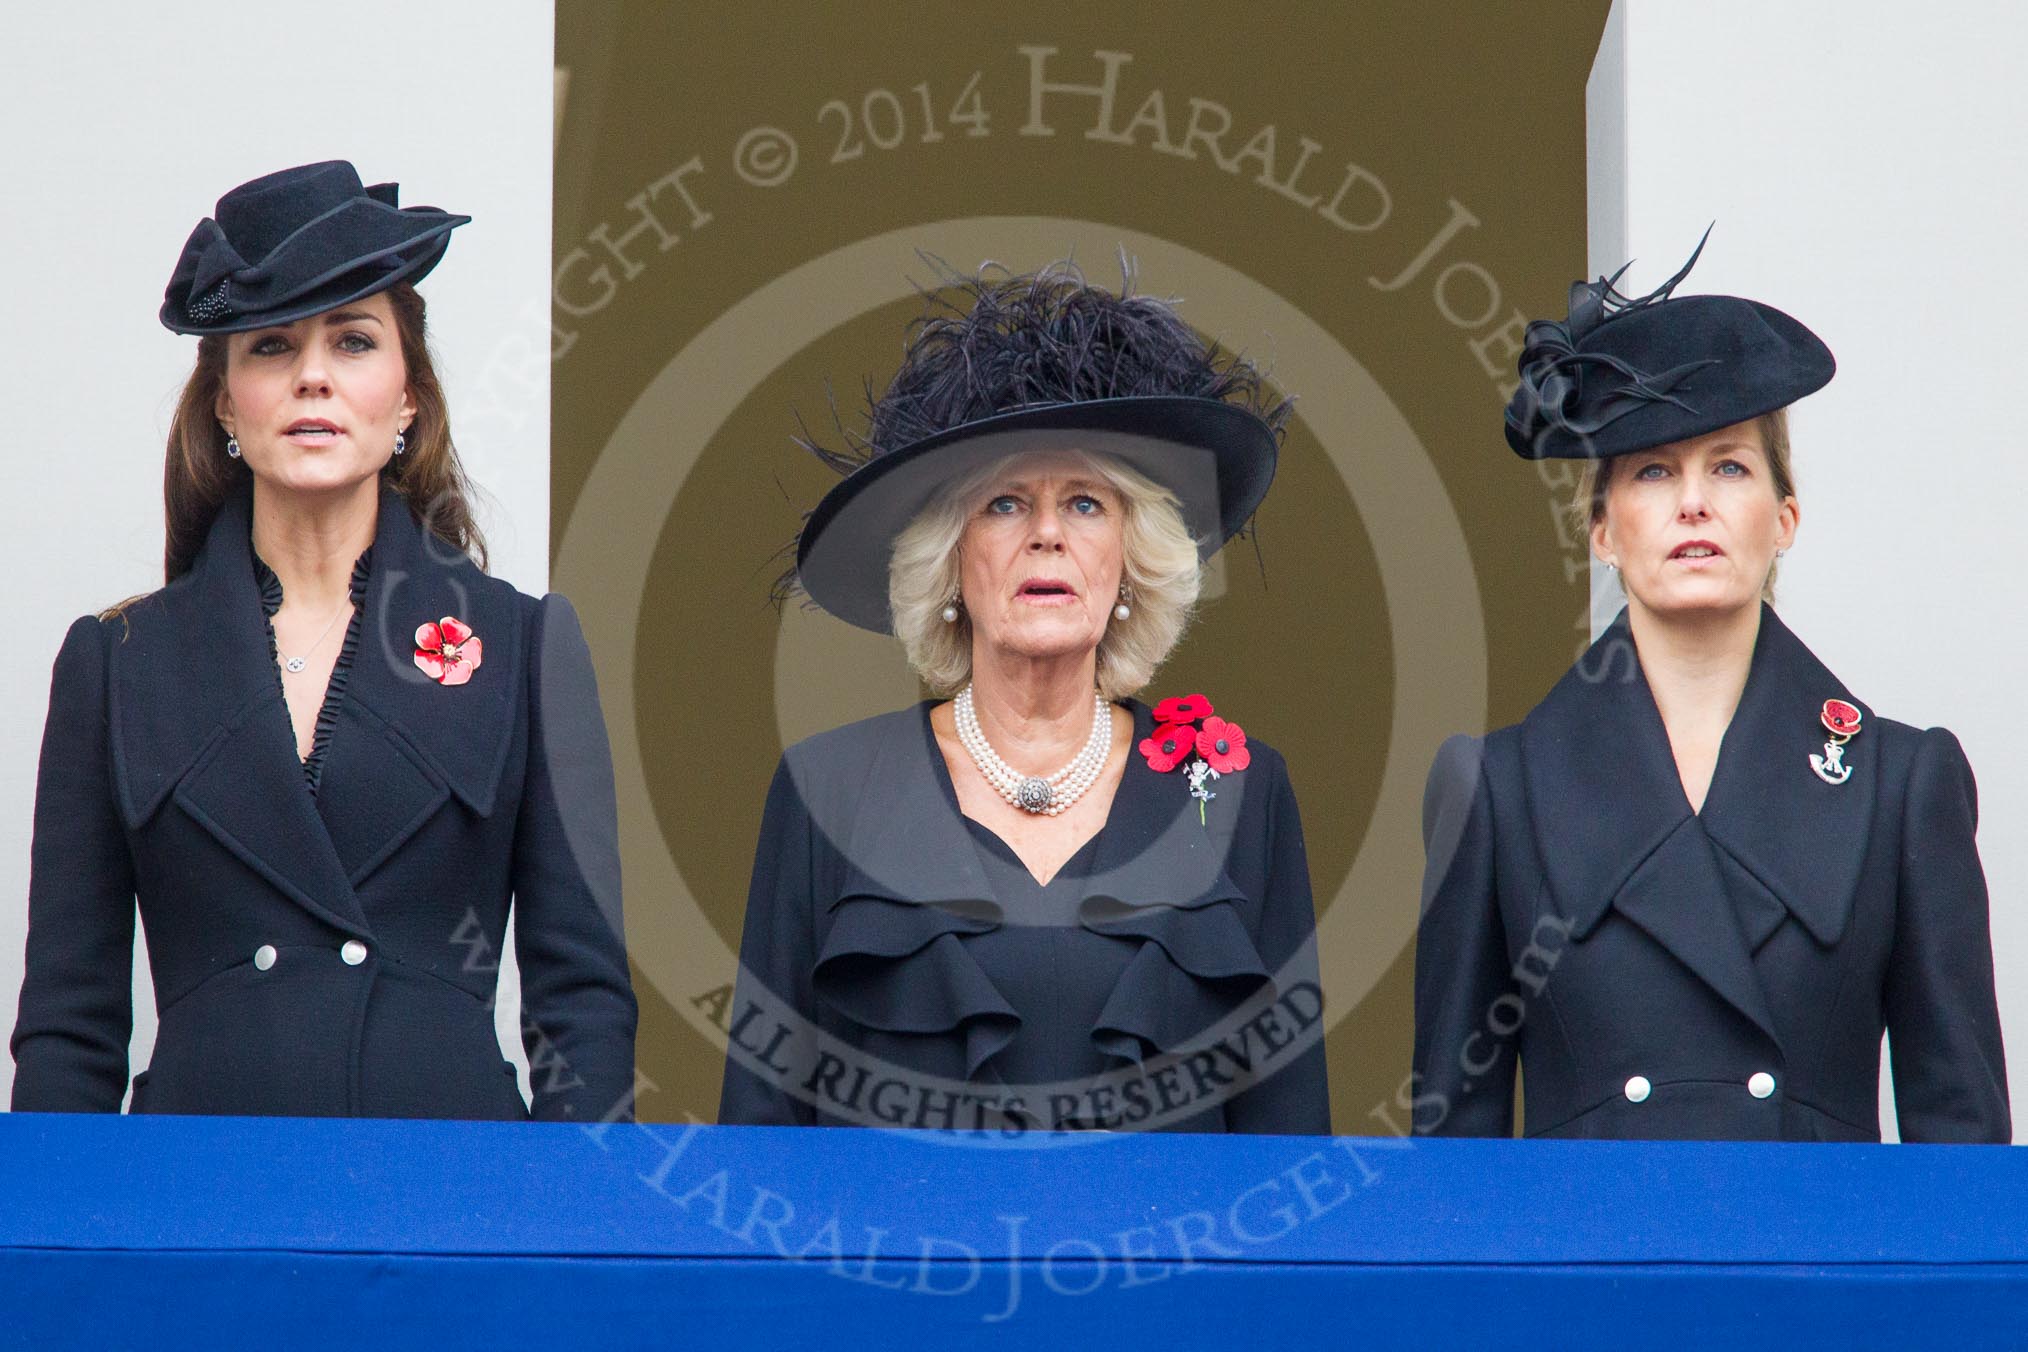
322,309 -> 383,327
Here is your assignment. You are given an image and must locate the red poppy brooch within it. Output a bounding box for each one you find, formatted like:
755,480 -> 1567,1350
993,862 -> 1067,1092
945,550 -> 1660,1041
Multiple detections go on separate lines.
414,616 -> 483,687
1139,693 -> 1251,823
1809,697 -> 1860,786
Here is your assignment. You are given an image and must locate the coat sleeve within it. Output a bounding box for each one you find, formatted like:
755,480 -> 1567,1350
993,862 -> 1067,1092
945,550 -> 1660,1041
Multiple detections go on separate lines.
11,616 -> 138,1113
1225,751 -> 1332,1134
509,594 -> 639,1123
1884,726 -> 2011,1143
1411,733 -> 1517,1137
718,756 -> 820,1125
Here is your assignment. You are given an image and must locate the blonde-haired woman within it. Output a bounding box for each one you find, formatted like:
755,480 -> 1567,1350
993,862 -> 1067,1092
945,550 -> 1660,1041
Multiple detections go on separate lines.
720,268 -> 1329,1133
11,162 -> 636,1119
1414,238 -> 2008,1142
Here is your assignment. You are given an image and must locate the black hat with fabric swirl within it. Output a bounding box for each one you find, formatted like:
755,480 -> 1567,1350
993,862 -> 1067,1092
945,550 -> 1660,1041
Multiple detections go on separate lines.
1504,228 -> 1835,461
160,160 -> 468,335
791,262 -> 1291,635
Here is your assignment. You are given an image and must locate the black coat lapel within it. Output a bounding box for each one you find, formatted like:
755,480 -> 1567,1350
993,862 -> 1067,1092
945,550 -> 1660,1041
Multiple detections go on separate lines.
109,488 -> 369,936
1520,612 -> 1776,1042
1697,605 -> 1874,948
315,486 -> 522,885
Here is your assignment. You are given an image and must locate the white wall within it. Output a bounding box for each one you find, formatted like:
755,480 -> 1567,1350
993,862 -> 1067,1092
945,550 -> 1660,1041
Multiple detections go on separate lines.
0,2 -> 554,1106
1593,0 -> 2028,1139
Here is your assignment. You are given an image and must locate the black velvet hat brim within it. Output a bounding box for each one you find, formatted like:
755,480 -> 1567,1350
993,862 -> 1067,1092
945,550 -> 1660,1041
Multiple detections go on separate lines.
1505,294 -> 1835,460
160,203 -> 468,335
795,396 -> 1279,634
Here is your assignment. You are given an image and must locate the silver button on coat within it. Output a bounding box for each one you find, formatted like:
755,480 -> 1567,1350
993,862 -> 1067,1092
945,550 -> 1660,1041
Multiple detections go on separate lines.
340,940 -> 369,966
1624,1075 -> 1652,1103
253,945 -> 277,971
1748,1071 -> 1776,1099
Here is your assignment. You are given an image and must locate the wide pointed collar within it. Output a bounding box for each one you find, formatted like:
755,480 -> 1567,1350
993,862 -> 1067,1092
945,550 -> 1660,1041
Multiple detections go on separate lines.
110,484 -> 279,827
1696,606 -> 1874,948
107,483 -> 519,931
338,482 -> 519,818
1522,604 -> 1873,950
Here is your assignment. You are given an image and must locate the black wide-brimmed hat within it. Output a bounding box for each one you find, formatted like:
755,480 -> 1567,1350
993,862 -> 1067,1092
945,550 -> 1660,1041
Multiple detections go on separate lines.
1504,229 -> 1834,460
160,160 -> 469,335
793,266 -> 1289,635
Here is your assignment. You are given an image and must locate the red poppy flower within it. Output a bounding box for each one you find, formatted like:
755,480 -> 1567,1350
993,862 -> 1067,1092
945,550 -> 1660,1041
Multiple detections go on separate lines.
1153,693 -> 1214,725
1821,698 -> 1862,739
1195,716 -> 1250,774
415,616 -> 484,687
1139,723 -> 1198,773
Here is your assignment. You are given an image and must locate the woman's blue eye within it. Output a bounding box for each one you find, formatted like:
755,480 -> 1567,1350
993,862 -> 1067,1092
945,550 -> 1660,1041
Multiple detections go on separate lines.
1070,495 -> 1101,514
1634,463 -> 1668,480
1715,460 -> 1746,477
987,496 -> 1019,514
337,332 -> 376,354
249,336 -> 290,356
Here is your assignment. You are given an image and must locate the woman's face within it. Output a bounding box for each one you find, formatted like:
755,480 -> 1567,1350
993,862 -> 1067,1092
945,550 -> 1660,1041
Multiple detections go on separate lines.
1594,419 -> 1798,620
215,291 -> 413,497
957,450 -> 1126,670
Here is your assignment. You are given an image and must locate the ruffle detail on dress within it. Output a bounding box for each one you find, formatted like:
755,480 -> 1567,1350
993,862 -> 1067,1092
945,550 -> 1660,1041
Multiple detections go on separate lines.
813,892 -> 1019,1080
251,543 -> 373,797
1081,891 -> 1273,1066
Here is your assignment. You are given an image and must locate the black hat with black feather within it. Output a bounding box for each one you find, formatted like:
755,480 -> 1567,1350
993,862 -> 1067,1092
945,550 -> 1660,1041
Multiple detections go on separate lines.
792,262 -> 1291,635
1504,228 -> 1834,461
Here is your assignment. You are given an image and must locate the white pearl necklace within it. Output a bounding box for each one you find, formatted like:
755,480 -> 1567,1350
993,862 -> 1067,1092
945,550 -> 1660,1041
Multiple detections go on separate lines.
953,685 -> 1112,815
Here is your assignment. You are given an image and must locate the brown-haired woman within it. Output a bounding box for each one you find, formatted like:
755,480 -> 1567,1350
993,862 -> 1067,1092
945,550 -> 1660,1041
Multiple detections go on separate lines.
9,162 -> 637,1120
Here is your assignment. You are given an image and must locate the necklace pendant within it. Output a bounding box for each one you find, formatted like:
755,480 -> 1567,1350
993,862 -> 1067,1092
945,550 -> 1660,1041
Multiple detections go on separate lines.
1015,777 -> 1054,813
285,656 -> 307,673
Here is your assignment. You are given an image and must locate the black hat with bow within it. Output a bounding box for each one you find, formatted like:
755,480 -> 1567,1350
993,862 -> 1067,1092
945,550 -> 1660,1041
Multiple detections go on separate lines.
160,160 -> 468,335
1504,228 -> 1835,461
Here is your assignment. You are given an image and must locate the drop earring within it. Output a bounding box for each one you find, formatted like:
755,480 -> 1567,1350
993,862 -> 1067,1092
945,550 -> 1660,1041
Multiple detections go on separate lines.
225,434 -> 241,459
1113,584 -> 1132,621
393,430 -> 407,456
941,596 -> 961,624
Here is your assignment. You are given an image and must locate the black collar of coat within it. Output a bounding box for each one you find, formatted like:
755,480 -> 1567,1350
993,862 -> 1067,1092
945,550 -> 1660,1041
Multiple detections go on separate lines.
108,481 -> 520,933
1520,604 -> 1874,952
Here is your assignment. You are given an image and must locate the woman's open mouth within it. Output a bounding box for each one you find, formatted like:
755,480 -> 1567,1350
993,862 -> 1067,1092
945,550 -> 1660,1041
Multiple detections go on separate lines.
284,418 -> 343,444
1016,579 -> 1078,604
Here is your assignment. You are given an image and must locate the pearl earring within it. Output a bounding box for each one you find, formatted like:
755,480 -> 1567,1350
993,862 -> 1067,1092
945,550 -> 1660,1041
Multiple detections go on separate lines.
1775,548 -> 1787,559
394,430 -> 407,456
1113,585 -> 1131,621
941,598 -> 961,624
225,435 -> 241,460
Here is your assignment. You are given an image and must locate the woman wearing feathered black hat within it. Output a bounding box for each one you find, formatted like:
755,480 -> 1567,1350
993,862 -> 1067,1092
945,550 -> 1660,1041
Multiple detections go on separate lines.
719,264 -> 1329,1133
1413,234 -> 2009,1142
10,162 -> 637,1120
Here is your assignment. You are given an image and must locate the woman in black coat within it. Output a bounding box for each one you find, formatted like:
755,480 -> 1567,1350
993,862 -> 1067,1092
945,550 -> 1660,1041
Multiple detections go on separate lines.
9,162 -> 637,1120
718,267 -> 1329,1133
1413,239 -> 2010,1142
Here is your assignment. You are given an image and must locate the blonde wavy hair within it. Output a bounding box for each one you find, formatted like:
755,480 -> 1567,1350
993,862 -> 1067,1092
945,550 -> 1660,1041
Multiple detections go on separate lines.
889,450 -> 1201,701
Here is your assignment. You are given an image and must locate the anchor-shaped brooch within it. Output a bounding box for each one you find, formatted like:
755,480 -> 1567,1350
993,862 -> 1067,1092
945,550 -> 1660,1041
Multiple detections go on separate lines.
1810,698 -> 1862,786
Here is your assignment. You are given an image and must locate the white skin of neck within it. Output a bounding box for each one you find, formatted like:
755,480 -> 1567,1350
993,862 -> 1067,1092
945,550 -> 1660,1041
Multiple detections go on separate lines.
1593,420 -> 1799,809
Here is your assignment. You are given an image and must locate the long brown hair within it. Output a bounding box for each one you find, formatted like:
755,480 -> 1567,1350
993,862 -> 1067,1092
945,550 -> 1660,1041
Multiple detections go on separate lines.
158,281 -> 489,583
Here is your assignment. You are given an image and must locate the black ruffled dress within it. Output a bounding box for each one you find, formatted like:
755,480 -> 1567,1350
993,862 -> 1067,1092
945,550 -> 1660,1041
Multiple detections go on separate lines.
719,701 -> 1330,1133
